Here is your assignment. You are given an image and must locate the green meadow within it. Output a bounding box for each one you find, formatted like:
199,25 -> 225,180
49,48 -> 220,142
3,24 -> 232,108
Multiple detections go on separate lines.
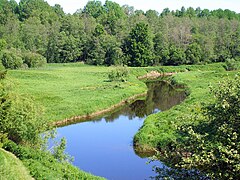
9,63 -> 147,122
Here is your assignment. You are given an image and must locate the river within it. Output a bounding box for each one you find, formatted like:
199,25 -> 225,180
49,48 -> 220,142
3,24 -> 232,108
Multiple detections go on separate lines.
52,80 -> 186,180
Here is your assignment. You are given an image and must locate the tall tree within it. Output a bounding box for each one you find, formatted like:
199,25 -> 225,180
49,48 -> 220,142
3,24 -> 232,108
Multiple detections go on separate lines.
100,0 -> 126,35
83,0 -> 104,19
123,22 -> 153,67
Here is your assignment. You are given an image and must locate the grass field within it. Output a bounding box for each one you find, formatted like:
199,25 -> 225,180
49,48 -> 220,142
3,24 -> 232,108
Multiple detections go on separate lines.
9,63 -> 147,122
8,63 -> 226,123
0,148 -> 32,180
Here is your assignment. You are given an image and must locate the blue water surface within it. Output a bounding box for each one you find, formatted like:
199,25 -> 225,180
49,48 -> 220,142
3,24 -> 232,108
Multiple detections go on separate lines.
52,81 -> 186,180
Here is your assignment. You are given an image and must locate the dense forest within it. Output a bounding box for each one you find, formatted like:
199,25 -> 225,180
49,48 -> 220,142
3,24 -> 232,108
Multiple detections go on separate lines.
0,0 -> 240,68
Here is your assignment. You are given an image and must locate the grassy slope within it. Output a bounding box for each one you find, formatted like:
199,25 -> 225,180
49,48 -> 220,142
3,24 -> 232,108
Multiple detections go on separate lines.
0,148 -> 32,180
9,63 -> 147,122
134,66 -> 238,150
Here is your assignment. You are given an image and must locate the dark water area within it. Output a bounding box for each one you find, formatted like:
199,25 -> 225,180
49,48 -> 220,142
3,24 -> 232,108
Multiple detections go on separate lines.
52,80 -> 186,180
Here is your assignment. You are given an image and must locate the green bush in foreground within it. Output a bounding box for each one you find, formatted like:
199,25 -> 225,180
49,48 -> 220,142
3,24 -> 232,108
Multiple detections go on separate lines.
158,75 -> 240,179
0,79 -> 48,146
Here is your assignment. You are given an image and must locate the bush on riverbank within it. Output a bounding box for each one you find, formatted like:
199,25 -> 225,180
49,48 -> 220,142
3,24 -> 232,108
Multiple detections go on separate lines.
134,65 -> 239,179
152,75 -> 240,179
0,78 -> 48,145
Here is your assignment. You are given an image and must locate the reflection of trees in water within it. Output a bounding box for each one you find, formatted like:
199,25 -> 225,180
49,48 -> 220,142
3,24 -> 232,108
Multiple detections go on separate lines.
104,81 -> 186,122
150,81 -> 186,111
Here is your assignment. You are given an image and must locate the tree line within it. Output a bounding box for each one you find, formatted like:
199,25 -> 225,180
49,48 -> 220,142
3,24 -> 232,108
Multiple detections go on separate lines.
0,0 -> 240,68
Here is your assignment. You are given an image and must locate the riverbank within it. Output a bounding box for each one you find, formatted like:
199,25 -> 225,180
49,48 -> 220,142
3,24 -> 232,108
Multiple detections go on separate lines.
53,92 -> 147,126
134,67 -> 238,154
9,63 -> 148,122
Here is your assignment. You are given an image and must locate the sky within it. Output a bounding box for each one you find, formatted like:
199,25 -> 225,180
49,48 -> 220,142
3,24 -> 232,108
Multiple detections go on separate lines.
15,0 -> 240,14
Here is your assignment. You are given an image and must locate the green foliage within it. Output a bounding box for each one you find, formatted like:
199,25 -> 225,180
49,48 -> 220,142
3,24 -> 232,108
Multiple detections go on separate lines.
162,75 -> 240,179
1,0 -> 240,66
224,58 -> 239,71
83,0 -> 104,19
185,43 -> 203,64
87,32 -> 123,66
53,138 -> 73,163
0,133 -> 7,148
134,64 -> 236,154
18,0 -> 58,23
124,22 -> 153,67
86,35 -> 106,65
1,49 -> 23,69
164,45 -> 186,66
22,51 -> 47,68
0,39 -> 7,51
101,0 -> 126,35
108,66 -> 129,82
1,49 -> 47,69
0,79 -> 49,145
21,16 -> 48,54
55,32 -> 83,63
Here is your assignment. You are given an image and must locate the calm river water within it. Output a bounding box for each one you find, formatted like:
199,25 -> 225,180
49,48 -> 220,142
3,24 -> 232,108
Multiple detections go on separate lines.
52,80 -> 186,180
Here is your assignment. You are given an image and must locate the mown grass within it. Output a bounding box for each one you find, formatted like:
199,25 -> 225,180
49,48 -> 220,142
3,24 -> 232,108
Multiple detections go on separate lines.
0,148 -> 32,180
8,63 -> 147,122
134,67 -> 238,150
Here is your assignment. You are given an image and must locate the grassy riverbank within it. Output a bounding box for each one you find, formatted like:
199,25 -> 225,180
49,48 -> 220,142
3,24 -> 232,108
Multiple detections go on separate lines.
134,66 -> 238,152
9,63 -> 147,122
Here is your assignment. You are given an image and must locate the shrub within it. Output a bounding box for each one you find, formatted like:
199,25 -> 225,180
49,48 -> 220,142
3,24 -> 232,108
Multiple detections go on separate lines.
0,39 -> 7,52
108,66 -> 129,82
224,58 -> 239,71
22,51 -> 47,68
1,49 -> 23,69
0,79 -> 49,146
0,132 -> 7,148
159,75 -> 240,179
